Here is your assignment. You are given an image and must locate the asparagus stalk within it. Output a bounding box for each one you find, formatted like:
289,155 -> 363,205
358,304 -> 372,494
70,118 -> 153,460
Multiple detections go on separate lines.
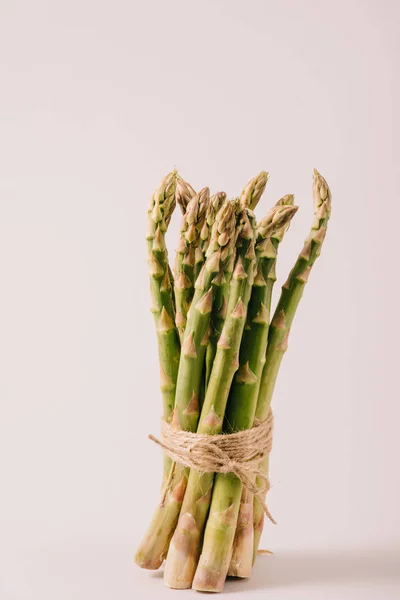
203,193 -> 230,386
171,175 -> 197,305
146,171 -> 180,431
134,202 -> 236,570
204,173 -> 266,387
164,208 -> 256,590
192,202 -> 297,591
252,170 -> 332,561
174,188 -> 210,341
146,172 -> 180,484
227,194 -> 296,577
204,253 -> 233,388
199,191 -> 227,277
201,192 -> 227,252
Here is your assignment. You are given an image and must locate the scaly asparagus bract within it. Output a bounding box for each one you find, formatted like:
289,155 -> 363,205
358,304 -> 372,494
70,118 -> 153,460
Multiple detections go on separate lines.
192,202 -> 297,591
252,170 -> 332,561
134,202 -> 236,570
203,193 -> 230,387
164,209 -> 256,590
200,192 -> 227,253
240,171 -> 269,210
204,251 -> 233,388
204,176 -> 267,387
176,174 -> 197,214
174,188 -> 210,341
198,191 -> 227,279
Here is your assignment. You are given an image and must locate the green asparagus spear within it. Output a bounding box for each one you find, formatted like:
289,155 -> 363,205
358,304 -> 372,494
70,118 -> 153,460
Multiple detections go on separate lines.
146,172 -> 180,480
192,202 -> 297,592
252,170 -> 332,561
164,208 -> 256,589
134,202 -> 236,570
204,173 -> 267,388
174,188 -> 210,341
227,194 -> 296,577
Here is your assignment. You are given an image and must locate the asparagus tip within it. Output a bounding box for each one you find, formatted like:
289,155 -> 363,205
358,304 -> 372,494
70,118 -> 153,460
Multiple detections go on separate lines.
176,174 -> 197,214
240,171 -> 269,210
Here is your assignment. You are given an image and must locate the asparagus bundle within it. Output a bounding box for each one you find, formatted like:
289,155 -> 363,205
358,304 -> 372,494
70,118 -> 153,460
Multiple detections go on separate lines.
164,206 -> 257,589
135,169 -> 332,592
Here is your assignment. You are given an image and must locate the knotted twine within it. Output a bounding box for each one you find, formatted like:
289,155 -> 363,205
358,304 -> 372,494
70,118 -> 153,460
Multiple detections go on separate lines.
149,408 -> 276,524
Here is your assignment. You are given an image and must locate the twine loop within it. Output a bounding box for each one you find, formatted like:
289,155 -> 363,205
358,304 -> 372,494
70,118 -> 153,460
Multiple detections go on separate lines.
148,409 -> 275,524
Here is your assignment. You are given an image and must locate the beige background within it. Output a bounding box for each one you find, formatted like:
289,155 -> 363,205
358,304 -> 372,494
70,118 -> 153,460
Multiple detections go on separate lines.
0,1 -> 399,598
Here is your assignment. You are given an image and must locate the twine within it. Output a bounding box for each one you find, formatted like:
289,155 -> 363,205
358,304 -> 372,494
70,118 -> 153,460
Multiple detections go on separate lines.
148,409 -> 275,524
